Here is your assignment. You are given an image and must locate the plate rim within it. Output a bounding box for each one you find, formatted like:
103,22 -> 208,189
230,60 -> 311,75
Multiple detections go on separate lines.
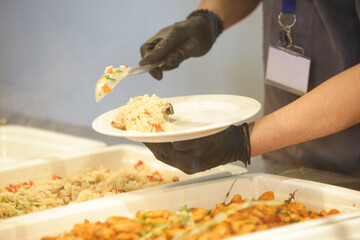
92,94 -> 261,142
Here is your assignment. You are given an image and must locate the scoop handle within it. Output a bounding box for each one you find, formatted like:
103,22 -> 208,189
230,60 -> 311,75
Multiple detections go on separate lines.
127,59 -> 165,76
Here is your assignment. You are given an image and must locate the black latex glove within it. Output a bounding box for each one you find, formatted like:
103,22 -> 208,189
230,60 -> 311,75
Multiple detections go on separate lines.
144,123 -> 251,174
139,9 -> 224,80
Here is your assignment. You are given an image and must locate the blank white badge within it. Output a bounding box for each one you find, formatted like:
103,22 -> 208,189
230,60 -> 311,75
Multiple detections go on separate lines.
265,46 -> 311,96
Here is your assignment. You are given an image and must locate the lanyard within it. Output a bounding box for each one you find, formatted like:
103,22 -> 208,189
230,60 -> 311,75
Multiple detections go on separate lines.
278,0 -> 296,47
282,0 -> 296,14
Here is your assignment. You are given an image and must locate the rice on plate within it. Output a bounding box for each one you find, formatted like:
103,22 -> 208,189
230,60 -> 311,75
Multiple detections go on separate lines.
111,94 -> 174,132
0,160 -> 179,219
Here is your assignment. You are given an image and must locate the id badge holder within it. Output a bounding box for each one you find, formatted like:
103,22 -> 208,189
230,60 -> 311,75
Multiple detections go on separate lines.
265,45 -> 311,96
265,4 -> 312,96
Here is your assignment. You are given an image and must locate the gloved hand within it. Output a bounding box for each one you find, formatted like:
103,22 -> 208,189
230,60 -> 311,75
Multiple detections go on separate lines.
144,123 -> 251,174
139,9 -> 224,80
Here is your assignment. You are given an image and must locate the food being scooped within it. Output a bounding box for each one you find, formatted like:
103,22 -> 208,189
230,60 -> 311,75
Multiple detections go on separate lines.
95,61 -> 165,102
95,65 -> 130,102
41,191 -> 340,240
111,94 -> 174,133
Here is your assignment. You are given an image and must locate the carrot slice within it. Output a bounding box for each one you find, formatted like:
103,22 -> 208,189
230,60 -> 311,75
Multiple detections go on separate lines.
151,123 -> 162,132
102,84 -> 112,93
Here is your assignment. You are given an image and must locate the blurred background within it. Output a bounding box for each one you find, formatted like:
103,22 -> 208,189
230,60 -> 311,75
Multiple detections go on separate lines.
0,0 -> 264,145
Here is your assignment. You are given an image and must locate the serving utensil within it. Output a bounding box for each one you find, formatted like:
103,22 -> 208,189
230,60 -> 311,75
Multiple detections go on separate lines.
95,60 -> 164,102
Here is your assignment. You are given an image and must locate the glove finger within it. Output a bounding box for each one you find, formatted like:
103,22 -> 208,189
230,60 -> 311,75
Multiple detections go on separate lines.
145,142 -> 200,174
163,148 -> 202,174
144,142 -> 191,172
173,127 -> 226,151
140,38 -> 161,58
174,37 -> 200,59
140,37 -> 179,66
140,40 -> 163,67
149,67 -> 163,80
160,38 -> 200,70
170,148 -> 228,174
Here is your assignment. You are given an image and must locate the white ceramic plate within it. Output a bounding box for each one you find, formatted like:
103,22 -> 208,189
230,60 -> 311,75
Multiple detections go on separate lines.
92,94 -> 261,142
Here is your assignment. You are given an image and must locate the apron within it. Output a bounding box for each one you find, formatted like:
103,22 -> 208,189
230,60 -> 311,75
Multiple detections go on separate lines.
261,0 -> 360,176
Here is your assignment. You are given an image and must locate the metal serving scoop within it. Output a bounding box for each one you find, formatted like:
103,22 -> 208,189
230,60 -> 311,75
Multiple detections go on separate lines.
95,60 -> 164,102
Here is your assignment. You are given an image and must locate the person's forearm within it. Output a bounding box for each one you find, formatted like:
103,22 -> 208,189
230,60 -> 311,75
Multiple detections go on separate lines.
198,0 -> 261,29
249,63 -> 360,156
